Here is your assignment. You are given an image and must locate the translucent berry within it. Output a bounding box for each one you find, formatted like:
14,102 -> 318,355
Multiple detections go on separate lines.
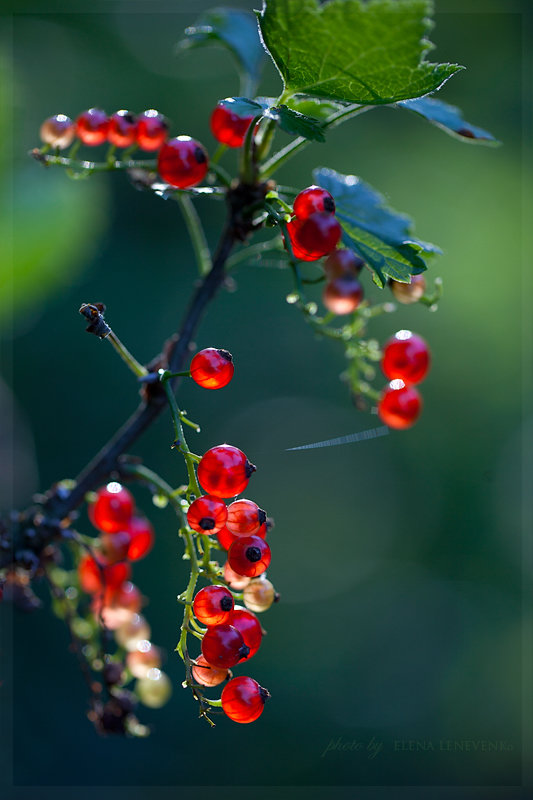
201,623 -> 249,668
136,668 -> 172,708
40,114 -> 75,149
378,379 -> 423,430
193,585 -> 234,626
88,482 -> 134,533
197,444 -> 256,499
210,100 -> 254,148
221,676 -> 270,723
157,136 -> 209,188
190,347 -> 234,390
217,526 -> 238,551
323,274 -> 364,315
127,641 -> 162,679
101,530 -> 131,563
191,654 -> 229,688
136,109 -> 169,151
115,613 -> 151,650
286,213 -> 342,261
390,274 -> 426,304
187,495 -> 228,535
324,248 -> 365,279
228,606 -> 263,659
381,330 -> 431,385
293,185 -> 335,219
226,499 -> 266,537
228,535 -> 271,578
92,581 -> 142,629
78,554 -> 131,594
126,516 -> 154,561
108,110 -> 137,148
243,577 -> 278,613
224,561 -> 251,590
76,108 -> 109,146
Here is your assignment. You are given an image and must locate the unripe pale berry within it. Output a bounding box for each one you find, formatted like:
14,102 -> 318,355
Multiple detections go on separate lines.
323,274 -> 364,315
390,274 -> 426,304
40,114 -> 75,149
136,668 -> 172,708
243,578 -> 277,613
191,654 -> 229,687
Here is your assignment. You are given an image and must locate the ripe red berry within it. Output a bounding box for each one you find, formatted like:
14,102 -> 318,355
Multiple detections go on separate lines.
92,581 -> 142,629
216,526 -> 238,551
226,499 -> 266,537
201,624 -> 249,668
40,114 -> 75,149
88,483 -> 134,533
76,108 -> 109,146
101,530 -> 131,563
228,535 -> 271,578
107,110 -> 137,148
323,274 -> 364,315
187,495 -> 228,535
221,676 -> 270,723
136,109 -> 169,151
324,248 -> 365,279
127,516 -> 155,561
78,554 -> 131,594
191,654 -> 229,687
157,136 -> 209,188
193,585 -> 234,626
286,213 -> 342,261
210,100 -> 254,148
190,348 -> 234,390
197,444 -> 256,499
381,330 -> 431,385
293,185 -> 336,219
378,380 -> 423,429
390,274 -> 426,304
228,606 -> 263,659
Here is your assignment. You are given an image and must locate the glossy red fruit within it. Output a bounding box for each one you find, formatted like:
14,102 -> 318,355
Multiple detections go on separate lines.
226,499 -> 266,537
216,526 -> 238,551
201,624 -> 249,668
228,606 -> 262,659
323,275 -> 364,315
390,274 -> 426,304
378,379 -> 422,430
293,185 -> 335,219
157,136 -> 209,188
190,348 -> 234,390
78,554 -> 131,594
228,535 -> 271,578
136,109 -> 169,151
107,110 -> 137,148
92,581 -> 142,629
197,445 -> 256,499
193,585 -> 234,626
127,517 -> 155,561
88,483 -> 134,533
221,676 -> 270,723
286,213 -> 342,261
40,114 -> 75,149
76,108 -> 109,146
187,495 -> 228,535
101,530 -> 131,563
210,100 -> 254,148
191,654 -> 229,688
381,330 -> 430,385
324,248 -> 365,279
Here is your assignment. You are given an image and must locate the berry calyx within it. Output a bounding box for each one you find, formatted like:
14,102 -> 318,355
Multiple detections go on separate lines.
322,274 -> 364,315
136,109 -> 169,151
107,110 -> 137,148
226,499 -> 266,537
193,585 -> 234,626
210,100 -> 254,148
187,495 -> 228,535
324,248 -> 365,279
377,379 -> 423,430
191,654 -> 229,688
243,578 -> 278,613
40,114 -> 75,149
75,108 -> 109,146
197,444 -> 256,499
221,676 -> 270,723
157,136 -> 209,188
381,330 -> 431,385
201,624 -> 249,668
88,482 -> 134,533
390,274 -> 426,304
228,535 -> 271,578
286,212 -> 342,261
293,186 -> 336,219
190,348 -> 234,390
127,516 -> 155,561
228,606 -> 263,659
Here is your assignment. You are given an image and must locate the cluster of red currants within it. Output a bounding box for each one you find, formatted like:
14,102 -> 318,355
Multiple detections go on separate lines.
377,330 -> 431,429
40,109 -> 169,152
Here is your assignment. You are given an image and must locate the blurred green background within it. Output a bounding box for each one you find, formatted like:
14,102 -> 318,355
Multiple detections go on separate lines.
1,0 -> 531,797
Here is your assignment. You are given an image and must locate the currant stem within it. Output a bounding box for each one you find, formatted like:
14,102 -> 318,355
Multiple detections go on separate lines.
106,330 -> 148,379
160,375 -> 202,498
176,194 -> 212,277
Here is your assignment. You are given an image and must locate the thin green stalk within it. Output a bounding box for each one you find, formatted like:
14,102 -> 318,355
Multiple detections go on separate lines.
106,330 -> 148,378
240,113 -> 263,184
225,237 -> 284,271
176,194 -> 212,277
161,377 -> 201,498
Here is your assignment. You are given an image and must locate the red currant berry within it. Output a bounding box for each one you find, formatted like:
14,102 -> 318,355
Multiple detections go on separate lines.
210,100 -> 254,148
323,274 -> 364,315
284,217 -> 318,261
201,623 -> 249,668
92,581 -> 142,629
390,274 -> 426,304
127,642 -> 162,679
293,185 -> 336,219
136,109 -> 169,151
286,213 -> 342,260
197,444 -> 256,499
191,654 -> 229,687
228,606 -> 262,659
228,535 -> 271,578
88,483 -> 134,533
378,379 -> 423,430
381,330 -> 430,385
216,526 -> 239,551
101,530 -> 131,563
226,499 -> 266,537
221,676 -> 270,723
76,108 -> 109,146
190,348 -> 234,390
127,516 -> 155,561
107,110 -> 137,148
224,561 -> 251,589
157,136 -> 209,188
78,554 -> 131,594
187,495 -> 228,535
324,248 -> 365,279
193,585 -> 234,626
40,114 -> 75,149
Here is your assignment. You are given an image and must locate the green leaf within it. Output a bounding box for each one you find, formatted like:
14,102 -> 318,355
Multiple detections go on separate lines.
218,96 -> 264,118
314,167 -> 439,287
287,96 -> 347,121
397,96 -> 500,145
268,104 -> 326,142
178,8 -> 266,95
258,0 -> 463,105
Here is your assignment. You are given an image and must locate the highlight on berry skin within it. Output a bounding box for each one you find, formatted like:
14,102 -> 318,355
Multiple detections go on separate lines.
293,185 -> 336,218
157,135 -> 209,188
190,347 -> 234,390
76,108 -> 110,146
381,330 -> 431,385
108,110 -> 138,148
40,114 -> 75,149
136,109 -> 169,151
377,379 -> 423,430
